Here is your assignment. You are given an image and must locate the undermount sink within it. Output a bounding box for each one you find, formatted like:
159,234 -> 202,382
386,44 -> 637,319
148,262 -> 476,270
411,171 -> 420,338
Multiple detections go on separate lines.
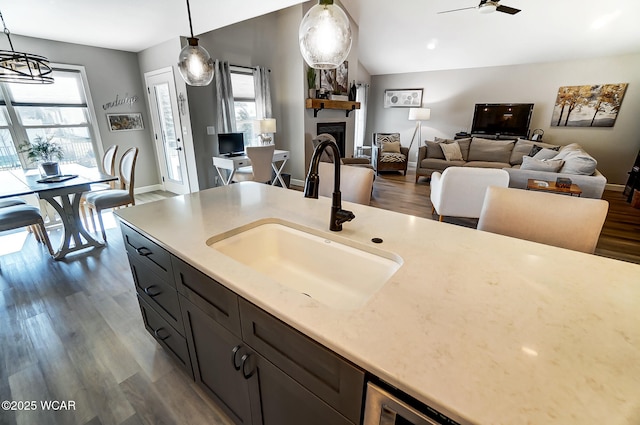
207,221 -> 403,310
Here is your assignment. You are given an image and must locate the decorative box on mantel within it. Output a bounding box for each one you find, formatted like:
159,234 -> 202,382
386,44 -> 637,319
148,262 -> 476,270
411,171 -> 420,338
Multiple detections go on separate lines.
305,98 -> 361,118
330,94 -> 349,101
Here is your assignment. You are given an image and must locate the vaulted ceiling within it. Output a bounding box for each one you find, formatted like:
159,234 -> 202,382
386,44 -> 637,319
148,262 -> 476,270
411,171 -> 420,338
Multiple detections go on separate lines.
3,0 -> 640,75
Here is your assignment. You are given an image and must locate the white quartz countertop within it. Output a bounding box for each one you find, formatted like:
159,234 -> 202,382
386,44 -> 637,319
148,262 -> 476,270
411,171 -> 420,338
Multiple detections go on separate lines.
115,183 -> 640,425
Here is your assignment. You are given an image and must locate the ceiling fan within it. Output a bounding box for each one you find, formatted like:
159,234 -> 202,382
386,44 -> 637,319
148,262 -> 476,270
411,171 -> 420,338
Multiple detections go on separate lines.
439,0 -> 521,15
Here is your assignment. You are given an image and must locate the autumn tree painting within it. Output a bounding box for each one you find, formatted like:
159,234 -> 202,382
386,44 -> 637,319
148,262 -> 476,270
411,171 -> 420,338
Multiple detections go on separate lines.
551,83 -> 627,127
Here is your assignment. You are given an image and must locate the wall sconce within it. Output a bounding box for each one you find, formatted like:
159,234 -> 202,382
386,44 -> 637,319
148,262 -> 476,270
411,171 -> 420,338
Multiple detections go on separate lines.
298,0 -> 352,69
254,118 -> 277,145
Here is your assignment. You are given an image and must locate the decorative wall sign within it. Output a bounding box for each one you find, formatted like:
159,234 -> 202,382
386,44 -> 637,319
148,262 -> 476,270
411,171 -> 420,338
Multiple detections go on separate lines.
551,83 -> 628,127
107,113 -> 144,132
384,89 -> 423,108
102,93 -> 138,110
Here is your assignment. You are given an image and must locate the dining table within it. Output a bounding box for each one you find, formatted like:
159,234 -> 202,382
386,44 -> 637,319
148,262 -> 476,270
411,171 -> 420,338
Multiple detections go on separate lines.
0,164 -> 117,260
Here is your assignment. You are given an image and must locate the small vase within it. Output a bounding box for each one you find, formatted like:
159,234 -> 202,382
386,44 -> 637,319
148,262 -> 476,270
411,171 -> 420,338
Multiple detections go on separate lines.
40,161 -> 60,177
348,81 -> 357,101
308,89 -> 316,99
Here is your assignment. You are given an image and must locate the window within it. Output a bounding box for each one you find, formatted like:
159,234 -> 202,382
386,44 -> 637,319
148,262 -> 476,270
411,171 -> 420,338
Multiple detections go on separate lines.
0,66 -> 100,170
230,68 -> 257,146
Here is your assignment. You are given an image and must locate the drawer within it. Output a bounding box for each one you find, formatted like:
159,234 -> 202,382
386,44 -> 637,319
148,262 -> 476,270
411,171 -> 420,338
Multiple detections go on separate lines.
120,223 -> 173,285
128,253 -> 183,333
172,256 -> 241,337
138,295 -> 192,377
235,159 -> 249,167
239,299 -> 364,424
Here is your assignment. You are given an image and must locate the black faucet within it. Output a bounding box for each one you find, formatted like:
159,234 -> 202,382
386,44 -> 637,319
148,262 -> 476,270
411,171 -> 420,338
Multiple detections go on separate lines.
304,139 -> 355,232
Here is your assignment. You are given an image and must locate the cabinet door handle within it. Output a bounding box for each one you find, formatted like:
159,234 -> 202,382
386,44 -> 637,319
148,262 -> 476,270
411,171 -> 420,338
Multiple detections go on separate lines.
136,246 -> 152,256
240,353 -> 255,379
231,345 -> 242,371
153,327 -> 170,341
143,285 -> 161,297
379,406 -> 397,425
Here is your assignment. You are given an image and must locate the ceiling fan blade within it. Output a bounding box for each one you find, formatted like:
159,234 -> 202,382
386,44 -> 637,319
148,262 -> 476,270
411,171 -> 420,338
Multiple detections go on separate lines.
496,5 -> 521,14
437,6 -> 477,14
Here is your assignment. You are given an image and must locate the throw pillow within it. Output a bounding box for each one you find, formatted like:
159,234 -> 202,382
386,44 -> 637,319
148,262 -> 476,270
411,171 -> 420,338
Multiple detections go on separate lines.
520,156 -> 564,172
425,140 -> 446,159
509,139 -> 561,165
382,141 -> 401,153
467,138 -> 515,163
559,150 -> 598,175
532,148 -> 560,160
436,137 -> 471,161
440,141 -> 463,161
529,144 -> 560,157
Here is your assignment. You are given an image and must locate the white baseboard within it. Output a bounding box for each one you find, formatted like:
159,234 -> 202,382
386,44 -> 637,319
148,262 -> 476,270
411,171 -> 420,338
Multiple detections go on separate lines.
291,178 -> 305,188
134,184 -> 164,194
605,184 -> 625,192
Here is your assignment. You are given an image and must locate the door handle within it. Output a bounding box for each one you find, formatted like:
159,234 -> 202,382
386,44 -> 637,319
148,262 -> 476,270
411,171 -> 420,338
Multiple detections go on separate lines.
175,147 -> 182,151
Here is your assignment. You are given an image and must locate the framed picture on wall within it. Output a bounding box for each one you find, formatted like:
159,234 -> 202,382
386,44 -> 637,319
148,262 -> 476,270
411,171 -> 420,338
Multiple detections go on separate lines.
384,89 -> 423,108
335,61 -> 349,95
320,69 -> 336,93
107,113 -> 144,131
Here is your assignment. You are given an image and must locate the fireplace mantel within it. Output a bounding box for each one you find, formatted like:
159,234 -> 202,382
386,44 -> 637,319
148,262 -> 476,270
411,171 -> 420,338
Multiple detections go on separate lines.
305,98 -> 361,117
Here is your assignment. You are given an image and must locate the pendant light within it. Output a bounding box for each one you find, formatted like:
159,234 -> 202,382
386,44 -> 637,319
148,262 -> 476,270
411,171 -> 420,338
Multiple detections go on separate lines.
177,0 -> 214,86
299,0 -> 352,69
0,10 -> 53,84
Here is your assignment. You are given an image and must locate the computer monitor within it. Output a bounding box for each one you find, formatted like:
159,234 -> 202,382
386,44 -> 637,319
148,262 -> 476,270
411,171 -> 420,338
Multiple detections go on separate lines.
218,133 -> 245,156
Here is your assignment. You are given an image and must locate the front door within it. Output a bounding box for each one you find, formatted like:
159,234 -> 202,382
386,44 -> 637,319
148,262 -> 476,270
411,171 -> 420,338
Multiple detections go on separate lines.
144,68 -> 190,195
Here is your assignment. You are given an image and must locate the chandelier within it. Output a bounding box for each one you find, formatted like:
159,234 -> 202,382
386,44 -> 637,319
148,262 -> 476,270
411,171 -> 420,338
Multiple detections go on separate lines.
0,10 -> 54,84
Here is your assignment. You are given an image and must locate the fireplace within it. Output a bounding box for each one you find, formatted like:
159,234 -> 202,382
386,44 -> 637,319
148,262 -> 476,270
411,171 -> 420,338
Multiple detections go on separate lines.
317,122 -> 346,158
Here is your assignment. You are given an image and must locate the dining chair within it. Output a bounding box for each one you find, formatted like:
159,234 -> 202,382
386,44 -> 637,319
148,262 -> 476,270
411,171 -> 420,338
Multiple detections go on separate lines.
477,186 -> 609,254
81,144 -> 118,227
0,204 -> 54,256
85,147 -> 138,242
231,144 -> 276,184
318,162 -> 375,205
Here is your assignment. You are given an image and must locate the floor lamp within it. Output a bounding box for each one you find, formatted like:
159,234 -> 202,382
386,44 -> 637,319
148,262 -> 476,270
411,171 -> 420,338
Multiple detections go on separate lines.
408,108 -> 431,152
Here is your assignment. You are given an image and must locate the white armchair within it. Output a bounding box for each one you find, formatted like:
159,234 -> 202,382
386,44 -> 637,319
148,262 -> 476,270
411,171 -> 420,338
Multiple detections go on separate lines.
430,167 -> 510,221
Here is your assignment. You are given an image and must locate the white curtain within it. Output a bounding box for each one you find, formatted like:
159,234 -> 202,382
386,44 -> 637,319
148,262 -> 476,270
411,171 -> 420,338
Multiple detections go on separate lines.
353,83 -> 369,155
254,66 -> 272,119
215,60 -> 236,133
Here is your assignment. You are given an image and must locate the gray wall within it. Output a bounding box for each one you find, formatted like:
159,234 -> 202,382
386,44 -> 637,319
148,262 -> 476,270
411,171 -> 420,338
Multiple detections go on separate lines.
13,35 -> 158,188
368,52 -> 640,185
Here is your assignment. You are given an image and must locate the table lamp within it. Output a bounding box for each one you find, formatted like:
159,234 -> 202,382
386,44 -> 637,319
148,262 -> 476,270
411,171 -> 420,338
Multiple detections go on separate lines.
254,118 -> 277,145
408,108 -> 430,152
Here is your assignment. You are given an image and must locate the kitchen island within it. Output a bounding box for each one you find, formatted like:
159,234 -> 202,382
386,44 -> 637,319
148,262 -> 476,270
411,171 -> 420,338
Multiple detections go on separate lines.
115,182 -> 640,425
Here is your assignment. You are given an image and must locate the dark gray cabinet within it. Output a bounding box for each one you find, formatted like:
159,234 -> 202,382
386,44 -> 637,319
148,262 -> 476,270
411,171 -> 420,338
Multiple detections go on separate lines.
120,223 -> 365,425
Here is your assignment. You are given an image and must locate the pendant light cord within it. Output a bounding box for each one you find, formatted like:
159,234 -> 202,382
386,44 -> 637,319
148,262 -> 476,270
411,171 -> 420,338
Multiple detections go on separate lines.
0,11 -> 16,51
185,0 -> 195,38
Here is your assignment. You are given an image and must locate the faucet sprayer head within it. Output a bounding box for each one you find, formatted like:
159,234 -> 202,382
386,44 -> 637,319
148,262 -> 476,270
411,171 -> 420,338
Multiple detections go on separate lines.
303,172 -> 319,198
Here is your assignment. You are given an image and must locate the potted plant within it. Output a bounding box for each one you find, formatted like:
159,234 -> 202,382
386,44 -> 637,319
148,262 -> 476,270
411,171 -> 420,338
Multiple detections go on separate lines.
306,67 -> 317,99
18,136 -> 64,176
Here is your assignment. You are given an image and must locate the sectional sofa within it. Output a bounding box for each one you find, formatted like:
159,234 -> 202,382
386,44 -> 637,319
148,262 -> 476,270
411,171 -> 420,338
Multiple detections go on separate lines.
415,137 -> 607,198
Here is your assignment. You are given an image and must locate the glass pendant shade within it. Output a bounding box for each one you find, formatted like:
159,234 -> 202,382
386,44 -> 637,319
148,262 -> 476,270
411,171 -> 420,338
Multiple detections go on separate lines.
178,37 -> 214,86
299,0 -> 352,69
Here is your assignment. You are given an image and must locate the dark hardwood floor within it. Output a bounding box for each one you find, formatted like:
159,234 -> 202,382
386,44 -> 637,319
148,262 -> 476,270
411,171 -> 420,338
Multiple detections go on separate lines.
1,171 -> 638,425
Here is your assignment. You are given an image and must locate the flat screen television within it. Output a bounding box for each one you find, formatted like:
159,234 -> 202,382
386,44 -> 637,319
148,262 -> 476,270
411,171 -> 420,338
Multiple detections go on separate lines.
218,132 -> 245,156
471,103 -> 534,138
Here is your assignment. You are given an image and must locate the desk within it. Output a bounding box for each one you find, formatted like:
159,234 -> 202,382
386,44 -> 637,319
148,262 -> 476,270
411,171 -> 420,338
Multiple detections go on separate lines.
1,165 -> 117,259
213,149 -> 290,187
